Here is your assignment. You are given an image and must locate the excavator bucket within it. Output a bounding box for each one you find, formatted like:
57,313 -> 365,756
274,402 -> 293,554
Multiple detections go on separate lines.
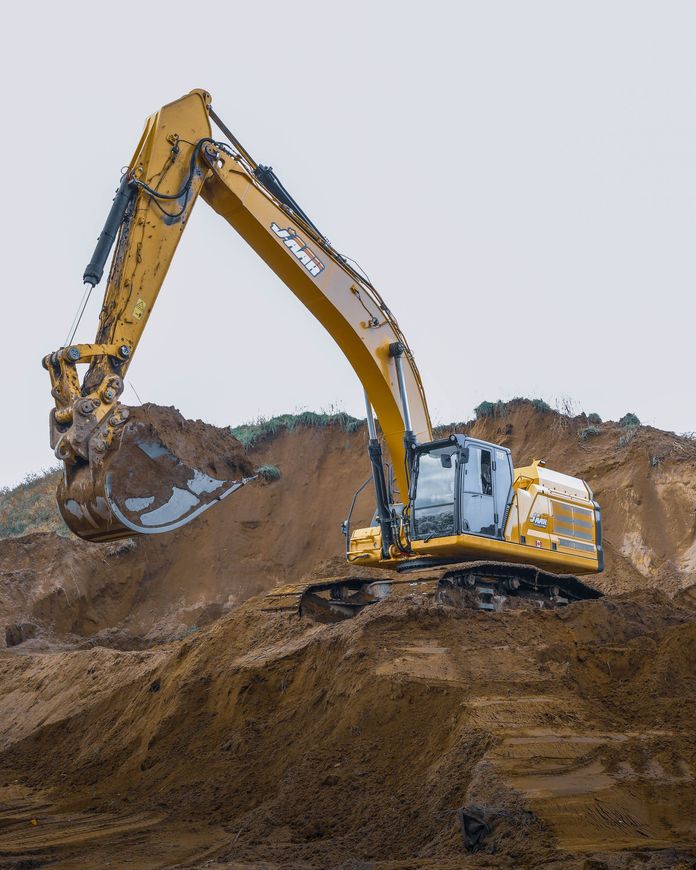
56,404 -> 255,543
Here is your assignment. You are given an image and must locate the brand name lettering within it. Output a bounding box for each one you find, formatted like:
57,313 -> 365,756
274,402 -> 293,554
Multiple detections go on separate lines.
270,222 -> 325,277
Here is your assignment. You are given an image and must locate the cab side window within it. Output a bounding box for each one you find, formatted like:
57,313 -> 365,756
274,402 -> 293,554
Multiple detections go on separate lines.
480,449 -> 492,496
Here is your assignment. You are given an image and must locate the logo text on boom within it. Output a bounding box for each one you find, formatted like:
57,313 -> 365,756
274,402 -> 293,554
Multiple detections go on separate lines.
270,222 -> 325,277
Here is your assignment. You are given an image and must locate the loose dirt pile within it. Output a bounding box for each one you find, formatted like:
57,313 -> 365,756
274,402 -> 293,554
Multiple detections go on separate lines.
0,401 -> 695,867
107,404 -> 255,503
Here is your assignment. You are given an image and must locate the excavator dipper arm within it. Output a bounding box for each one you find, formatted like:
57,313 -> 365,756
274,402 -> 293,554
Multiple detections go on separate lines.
44,89 -> 432,542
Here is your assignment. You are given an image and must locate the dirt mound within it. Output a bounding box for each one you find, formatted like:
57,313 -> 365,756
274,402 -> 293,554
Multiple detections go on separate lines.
0,591 -> 694,867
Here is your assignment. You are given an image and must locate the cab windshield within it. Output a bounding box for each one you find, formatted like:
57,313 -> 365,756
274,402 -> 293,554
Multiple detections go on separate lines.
412,446 -> 457,539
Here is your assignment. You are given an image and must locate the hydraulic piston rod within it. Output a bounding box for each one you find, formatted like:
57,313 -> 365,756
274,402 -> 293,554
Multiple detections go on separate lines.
83,175 -> 137,288
364,392 -> 393,557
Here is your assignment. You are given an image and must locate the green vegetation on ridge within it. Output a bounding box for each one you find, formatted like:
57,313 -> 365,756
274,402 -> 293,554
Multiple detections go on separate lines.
0,468 -> 65,539
474,398 -> 552,420
230,411 -> 364,449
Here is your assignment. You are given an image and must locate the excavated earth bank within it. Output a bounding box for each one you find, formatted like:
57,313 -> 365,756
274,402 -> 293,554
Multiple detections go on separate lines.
0,402 -> 695,868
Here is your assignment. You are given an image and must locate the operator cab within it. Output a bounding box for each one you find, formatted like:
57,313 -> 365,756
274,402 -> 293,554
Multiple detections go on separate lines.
409,435 -> 513,541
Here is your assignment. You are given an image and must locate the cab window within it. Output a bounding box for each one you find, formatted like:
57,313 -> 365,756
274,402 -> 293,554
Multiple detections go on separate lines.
463,446 -> 493,496
412,447 -> 457,539
481,449 -> 493,495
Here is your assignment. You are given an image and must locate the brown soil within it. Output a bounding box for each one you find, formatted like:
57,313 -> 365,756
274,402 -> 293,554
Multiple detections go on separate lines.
111,404 -> 255,500
0,402 -> 695,867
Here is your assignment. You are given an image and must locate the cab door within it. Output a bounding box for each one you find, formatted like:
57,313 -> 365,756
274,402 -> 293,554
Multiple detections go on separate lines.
461,445 -> 496,536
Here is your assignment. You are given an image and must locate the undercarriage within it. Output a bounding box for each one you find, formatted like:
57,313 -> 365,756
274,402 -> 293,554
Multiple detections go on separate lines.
262,559 -> 602,621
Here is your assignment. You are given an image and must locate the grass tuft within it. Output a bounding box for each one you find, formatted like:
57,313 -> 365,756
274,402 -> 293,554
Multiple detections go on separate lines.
474,400 -> 507,420
619,412 -> 640,428
256,464 -> 281,482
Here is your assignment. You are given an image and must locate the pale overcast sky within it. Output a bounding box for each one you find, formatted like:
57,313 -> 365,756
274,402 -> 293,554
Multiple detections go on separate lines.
1,1 -> 694,487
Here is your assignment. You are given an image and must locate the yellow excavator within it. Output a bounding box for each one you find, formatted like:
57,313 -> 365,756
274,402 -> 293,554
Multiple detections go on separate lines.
44,89 -> 603,616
